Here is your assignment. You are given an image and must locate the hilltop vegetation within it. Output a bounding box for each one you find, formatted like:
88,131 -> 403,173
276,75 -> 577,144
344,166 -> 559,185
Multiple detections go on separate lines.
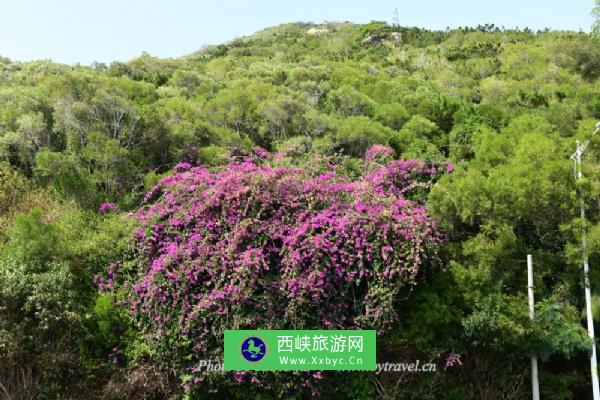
1,21 -> 600,399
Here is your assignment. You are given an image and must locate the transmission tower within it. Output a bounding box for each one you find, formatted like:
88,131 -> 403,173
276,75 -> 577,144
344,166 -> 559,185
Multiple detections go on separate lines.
393,7 -> 400,27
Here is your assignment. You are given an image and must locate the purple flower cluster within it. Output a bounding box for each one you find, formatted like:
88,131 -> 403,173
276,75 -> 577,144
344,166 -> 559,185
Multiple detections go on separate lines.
98,202 -> 119,213
107,152 -> 450,386
253,147 -> 270,159
364,144 -> 395,162
445,352 -> 463,369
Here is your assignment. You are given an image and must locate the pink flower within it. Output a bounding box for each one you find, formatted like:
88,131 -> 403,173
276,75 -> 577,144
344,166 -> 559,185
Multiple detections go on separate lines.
174,162 -> 192,172
445,352 -> 462,369
98,202 -> 119,213
365,144 -> 395,162
254,147 -> 269,158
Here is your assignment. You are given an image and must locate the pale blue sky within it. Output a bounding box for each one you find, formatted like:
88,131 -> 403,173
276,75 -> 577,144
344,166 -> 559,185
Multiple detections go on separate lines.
0,0 -> 594,65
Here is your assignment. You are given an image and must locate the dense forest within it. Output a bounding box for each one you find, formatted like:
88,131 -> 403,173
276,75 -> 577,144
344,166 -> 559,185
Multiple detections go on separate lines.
2,18 -> 600,399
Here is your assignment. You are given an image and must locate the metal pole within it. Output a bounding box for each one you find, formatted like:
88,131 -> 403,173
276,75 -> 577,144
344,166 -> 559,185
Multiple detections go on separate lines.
528,254 -> 540,400
574,141 -> 600,400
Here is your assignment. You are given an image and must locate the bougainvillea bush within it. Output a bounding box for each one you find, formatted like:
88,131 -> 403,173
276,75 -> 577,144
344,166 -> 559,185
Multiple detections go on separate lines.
102,148 -> 450,392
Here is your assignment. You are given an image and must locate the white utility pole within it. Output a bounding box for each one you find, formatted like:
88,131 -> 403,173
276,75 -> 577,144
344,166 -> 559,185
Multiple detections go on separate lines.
528,254 -> 540,400
570,121 -> 600,400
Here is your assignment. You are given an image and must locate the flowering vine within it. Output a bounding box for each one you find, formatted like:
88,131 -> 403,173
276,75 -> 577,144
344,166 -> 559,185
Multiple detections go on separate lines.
104,146 -> 451,390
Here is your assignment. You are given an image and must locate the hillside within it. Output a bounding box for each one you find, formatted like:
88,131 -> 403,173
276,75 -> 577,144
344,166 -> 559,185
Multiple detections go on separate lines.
1,21 -> 600,399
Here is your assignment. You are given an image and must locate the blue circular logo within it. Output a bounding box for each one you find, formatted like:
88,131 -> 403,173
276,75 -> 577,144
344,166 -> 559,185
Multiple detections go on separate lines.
241,336 -> 266,362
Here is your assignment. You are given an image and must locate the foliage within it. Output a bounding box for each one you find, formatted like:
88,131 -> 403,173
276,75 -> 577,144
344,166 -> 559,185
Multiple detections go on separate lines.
1,18 -> 600,399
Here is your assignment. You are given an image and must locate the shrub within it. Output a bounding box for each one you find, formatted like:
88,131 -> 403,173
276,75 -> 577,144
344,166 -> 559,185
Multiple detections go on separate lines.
104,152 -> 449,393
